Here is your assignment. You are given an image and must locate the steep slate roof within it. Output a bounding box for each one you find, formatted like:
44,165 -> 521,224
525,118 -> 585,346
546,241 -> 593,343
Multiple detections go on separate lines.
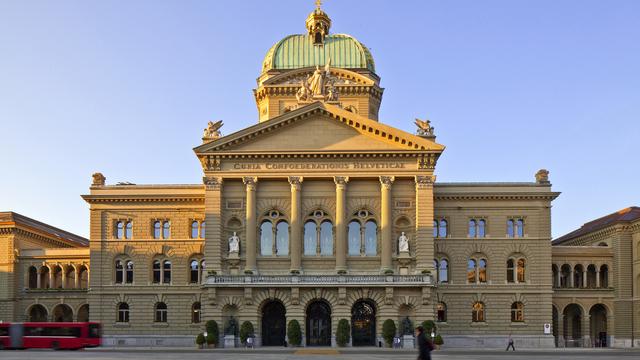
0,211 -> 89,247
553,206 -> 640,245
194,101 -> 445,154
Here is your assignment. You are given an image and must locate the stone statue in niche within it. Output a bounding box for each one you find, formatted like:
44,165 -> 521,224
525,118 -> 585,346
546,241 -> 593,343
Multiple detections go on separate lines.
228,232 -> 240,254
398,232 -> 410,253
225,316 -> 238,335
401,316 -> 413,335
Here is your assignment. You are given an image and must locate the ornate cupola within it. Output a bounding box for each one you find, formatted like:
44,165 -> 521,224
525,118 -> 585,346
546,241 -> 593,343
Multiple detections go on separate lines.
306,1 -> 331,45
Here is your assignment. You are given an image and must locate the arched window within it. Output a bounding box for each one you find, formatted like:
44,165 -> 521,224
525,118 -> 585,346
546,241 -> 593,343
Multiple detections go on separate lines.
364,220 -> 377,255
516,219 -> 524,237
78,265 -> 88,288
153,221 -> 161,239
517,259 -> 526,283
560,264 -> 571,288
192,302 -> 201,323
469,220 -> 477,237
472,302 -> 485,322
260,221 -> 273,256
436,302 -> 447,322
154,302 -> 167,323
600,265 -> 609,288
276,221 -> 289,256
125,221 -> 132,239
348,221 -> 361,256
115,260 -> 124,284
191,221 -> 199,239
65,266 -> 75,288
163,260 -> 172,284
190,259 -> 199,284
438,259 -> 449,283
438,219 -> 448,238
433,220 -> 438,237
117,303 -> 129,323
478,220 -> 486,237
125,261 -> 133,284
28,266 -> 38,289
506,259 -> 515,283
320,220 -> 333,255
152,260 -> 161,283
162,221 -> 171,239
52,265 -> 63,289
200,222 -> 206,238
574,264 -> 584,288
511,302 -> 524,322
39,266 -> 50,289
507,219 -> 515,237
116,221 -> 124,239
478,259 -> 487,283
467,259 -> 477,283
304,221 -> 316,255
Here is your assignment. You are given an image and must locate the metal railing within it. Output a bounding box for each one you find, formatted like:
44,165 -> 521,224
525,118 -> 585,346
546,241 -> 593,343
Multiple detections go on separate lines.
207,274 -> 432,286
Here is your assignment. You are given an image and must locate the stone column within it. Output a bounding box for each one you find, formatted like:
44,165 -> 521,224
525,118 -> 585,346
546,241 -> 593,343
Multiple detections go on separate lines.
204,176 -> 223,273
61,266 -> 67,289
48,267 -> 53,289
36,268 -> 41,289
380,176 -> 395,272
75,266 -> 80,289
289,177 -> 303,272
596,269 -> 600,288
334,177 -> 349,272
555,266 -> 561,288
243,177 -> 258,273
569,266 -> 574,288
582,270 -> 588,288
582,313 -> 592,347
415,175 -> 436,273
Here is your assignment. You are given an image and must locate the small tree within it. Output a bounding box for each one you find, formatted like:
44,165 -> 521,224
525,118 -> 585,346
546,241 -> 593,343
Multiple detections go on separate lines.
205,320 -> 219,347
422,320 -> 437,337
239,321 -> 254,344
195,333 -> 206,349
382,319 -> 396,347
287,319 -> 302,346
336,319 -> 350,347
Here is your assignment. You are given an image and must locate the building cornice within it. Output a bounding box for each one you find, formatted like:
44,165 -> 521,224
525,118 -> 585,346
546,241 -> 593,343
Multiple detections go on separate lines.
434,192 -> 560,201
81,194 -> 205,205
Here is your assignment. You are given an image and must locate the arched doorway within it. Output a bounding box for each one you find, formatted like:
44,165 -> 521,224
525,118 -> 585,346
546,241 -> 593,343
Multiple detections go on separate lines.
563,304 -> 582,347
261,301 -> 286,346
28,304 -> 48,322
77,304 -> 89,322
351,300 -> 376,346
590,304 -> 607,347
552,305 -> 559,347
306,300 -> 331,346
52,304 -> 73,322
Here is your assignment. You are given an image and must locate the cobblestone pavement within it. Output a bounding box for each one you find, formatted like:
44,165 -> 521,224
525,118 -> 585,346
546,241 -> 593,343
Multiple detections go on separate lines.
1,348 -> 640,360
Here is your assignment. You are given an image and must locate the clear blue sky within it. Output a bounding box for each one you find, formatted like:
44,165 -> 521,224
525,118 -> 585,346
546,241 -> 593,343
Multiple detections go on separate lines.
1,1 -> 638,239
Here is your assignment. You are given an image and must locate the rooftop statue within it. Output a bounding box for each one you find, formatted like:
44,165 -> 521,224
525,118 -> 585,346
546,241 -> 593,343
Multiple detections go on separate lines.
203,120 -> 223,141
414,118 -> 435,137
296,59 -> 338,103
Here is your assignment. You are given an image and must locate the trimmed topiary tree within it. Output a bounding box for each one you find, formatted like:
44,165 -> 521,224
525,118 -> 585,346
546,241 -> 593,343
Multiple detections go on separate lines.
336,319 -> 350,347
382,319 -> 396,347
287,319 -> 302,346
205,320 -> 219,347
195,333 -> 206,349
434,334 -> 444,348
239,321 -> 255,345
422,320 -> 437,337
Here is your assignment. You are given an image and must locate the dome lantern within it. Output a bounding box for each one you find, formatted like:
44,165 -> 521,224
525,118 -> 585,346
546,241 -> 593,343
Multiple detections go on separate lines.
306,0 -> 331,45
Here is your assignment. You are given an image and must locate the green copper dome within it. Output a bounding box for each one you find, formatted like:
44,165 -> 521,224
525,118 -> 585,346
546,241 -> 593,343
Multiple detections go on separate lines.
261,34 -> 376,73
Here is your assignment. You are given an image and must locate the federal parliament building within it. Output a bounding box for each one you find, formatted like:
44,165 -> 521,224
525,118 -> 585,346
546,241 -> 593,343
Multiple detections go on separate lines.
1,4 -> 639,349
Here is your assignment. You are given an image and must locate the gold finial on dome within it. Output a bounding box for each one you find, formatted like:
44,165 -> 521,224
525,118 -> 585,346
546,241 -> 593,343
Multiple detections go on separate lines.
306,0 -> 331,45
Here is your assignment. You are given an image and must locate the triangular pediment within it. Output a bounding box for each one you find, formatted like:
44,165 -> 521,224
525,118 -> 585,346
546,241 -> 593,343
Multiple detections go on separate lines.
194,102 -> 445,155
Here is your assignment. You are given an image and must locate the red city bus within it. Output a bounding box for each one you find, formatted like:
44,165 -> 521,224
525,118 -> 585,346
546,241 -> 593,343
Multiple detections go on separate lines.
0,322 -> 101,350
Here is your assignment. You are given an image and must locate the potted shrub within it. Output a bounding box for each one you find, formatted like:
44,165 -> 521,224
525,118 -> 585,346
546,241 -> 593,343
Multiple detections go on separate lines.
422,320 -> 436,338
287,319 -> 302,347
205,320 -> 219,348
382,319 -> 396,348
336,319 -> 350,347
433,334 -> 444,350
240,321 -> 255,346
195,333 -> 206,349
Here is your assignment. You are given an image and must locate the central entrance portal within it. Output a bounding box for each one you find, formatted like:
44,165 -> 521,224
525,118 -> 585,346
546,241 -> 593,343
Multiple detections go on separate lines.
261,301 -> 286,346
306,301 -> 331,346
351,300 -> 376,346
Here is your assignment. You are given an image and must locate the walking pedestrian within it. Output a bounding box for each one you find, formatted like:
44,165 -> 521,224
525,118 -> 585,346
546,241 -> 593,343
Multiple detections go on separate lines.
415,325 -> 433,360
506,333 -> 516,351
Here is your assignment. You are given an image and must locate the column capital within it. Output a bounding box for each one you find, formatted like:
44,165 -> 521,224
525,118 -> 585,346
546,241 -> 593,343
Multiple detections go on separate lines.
334,176 -> 349,188
415,175 -> 436,190
288,176 -> 304,190
203,176 -> 223,190
242,176 -> 258,190
379,176 -> 395,189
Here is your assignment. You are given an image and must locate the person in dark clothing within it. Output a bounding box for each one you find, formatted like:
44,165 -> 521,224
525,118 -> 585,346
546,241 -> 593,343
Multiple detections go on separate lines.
415,325 -> 433,360
506,333 -> 516,351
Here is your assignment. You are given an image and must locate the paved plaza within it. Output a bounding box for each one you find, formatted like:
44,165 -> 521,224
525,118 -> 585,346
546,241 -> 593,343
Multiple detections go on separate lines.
1,349 -> 640,360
